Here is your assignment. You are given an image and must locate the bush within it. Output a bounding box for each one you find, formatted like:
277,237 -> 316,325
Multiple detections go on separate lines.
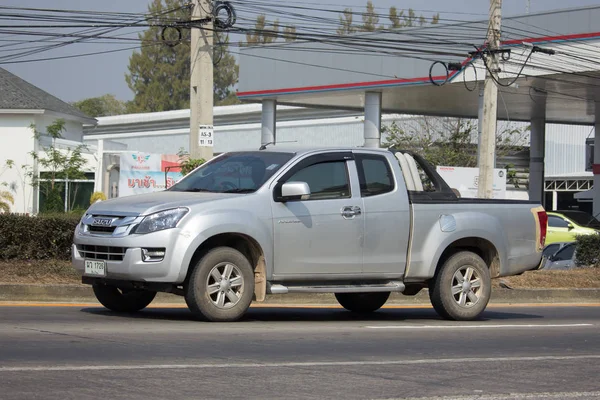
0,214 -> 80,260
575,234 -> 600,268
90,191 -> 107,205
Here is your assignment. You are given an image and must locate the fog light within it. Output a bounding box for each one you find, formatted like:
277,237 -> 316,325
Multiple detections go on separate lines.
142,248 -> 166,262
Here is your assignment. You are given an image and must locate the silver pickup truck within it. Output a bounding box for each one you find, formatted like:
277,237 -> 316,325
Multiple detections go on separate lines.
73,147 -> 547,322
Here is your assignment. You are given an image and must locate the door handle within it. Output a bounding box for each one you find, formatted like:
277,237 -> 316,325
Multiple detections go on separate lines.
341,206 -> 362,219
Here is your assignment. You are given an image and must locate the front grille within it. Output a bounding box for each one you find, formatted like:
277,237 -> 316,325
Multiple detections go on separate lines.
88,225 -> 117,234
77,245 -> 127,261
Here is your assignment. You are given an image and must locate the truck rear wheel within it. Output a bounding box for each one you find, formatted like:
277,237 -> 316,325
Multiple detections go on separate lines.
335,292 -> 390,313
92,284 -> 156,312
429,251 -> 491,321
184,247 -> 255,322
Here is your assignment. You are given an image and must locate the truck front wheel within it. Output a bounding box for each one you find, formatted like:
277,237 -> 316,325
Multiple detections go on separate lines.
92,285 -> 156,312
429,251 -> 491,321
184,247 -> 255,322
335,292 -> 390,313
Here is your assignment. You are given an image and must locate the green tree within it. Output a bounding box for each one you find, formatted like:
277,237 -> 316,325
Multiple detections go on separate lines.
126,0 -> 239,112
389,7 -> 405,29
283,25 -> 298,42
382,117 -> 528,168
242,14 -> 280,45
340,3 -> 440,34
30,120 -> 88,213
360,1 -> 383,32
337,8 -> 356,35
214,33 -> 240,106
177,148 -> 205,175
72,94 -> 127,118
0,190 -> 14,213
388,6 -> 440,29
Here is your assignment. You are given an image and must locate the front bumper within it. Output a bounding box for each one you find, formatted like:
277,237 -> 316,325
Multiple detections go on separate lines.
72,228 -> 193,284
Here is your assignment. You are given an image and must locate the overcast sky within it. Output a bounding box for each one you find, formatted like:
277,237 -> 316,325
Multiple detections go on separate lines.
1,0 -> 599,103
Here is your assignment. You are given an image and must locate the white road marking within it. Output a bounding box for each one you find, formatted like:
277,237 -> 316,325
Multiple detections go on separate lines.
377,392 -> 600,400
1,355 -> 599,373
365,323 -> 594,329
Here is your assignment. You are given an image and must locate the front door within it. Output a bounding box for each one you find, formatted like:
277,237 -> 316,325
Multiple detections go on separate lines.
354,152 -> 410,276
547,215 -> 575,244
271,153 -> 363,277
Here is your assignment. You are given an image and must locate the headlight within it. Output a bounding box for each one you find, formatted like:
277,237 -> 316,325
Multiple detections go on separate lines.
135,208 -> 188,234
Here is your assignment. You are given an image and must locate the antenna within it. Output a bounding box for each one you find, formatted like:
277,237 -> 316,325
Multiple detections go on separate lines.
259,140 -> 298,150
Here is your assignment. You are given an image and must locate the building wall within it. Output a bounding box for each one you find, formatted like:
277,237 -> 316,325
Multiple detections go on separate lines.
34,113 -> 84,142
1,113 -> 89,214
0,114 -> 36,214
545,124 -> 593,176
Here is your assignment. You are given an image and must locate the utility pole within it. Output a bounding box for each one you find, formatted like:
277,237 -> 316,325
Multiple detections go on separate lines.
190,0 -> 214,161
477,0 -> 502,199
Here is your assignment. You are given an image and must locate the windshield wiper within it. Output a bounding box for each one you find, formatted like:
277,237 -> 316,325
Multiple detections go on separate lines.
222,189 -> 255,194
183,188 -> 215,193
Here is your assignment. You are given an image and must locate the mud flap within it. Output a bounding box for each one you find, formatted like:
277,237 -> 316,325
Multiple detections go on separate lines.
254,256 -> 266,302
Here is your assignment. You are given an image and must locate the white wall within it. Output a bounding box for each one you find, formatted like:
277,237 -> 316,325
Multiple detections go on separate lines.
0,114 -> 37,214
34,113 -> 84,142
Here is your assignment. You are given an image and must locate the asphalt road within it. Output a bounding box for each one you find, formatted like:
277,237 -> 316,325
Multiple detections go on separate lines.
1,304 -> 599,400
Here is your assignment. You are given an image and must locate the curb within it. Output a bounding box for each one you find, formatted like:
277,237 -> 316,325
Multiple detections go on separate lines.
1,284 -> 599,305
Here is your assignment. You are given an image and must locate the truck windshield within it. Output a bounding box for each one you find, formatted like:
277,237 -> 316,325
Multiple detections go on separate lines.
169,151 -> 294,194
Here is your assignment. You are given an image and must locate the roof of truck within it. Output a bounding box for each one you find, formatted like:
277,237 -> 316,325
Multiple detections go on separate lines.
245,146 -> 392,155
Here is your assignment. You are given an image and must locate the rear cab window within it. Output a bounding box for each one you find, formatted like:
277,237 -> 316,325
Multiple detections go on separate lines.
354,154 -> 395,197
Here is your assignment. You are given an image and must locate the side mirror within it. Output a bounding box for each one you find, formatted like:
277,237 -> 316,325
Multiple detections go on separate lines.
567,223 -> 574,231
279,181 -> 311,202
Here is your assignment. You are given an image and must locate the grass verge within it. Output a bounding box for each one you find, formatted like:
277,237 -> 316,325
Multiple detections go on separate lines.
0,260 -> 80,284
495,268 -> 600,289
0,261 -> 599,288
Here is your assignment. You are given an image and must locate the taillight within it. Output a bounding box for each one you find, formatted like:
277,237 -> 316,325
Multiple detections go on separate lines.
537,210 -> 548,249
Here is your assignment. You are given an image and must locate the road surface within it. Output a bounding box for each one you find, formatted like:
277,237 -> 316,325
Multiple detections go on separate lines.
1,303 -> 599,399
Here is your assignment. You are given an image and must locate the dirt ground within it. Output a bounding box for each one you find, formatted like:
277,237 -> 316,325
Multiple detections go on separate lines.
1,260 -> 599,288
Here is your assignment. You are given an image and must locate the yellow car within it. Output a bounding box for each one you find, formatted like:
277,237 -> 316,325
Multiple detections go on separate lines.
546,211 -> 600,245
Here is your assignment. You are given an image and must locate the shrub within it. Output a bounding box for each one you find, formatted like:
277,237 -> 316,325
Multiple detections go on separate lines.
177,149 -> 205,176
575,234 -> 600,268
0,214 -> 80,260
90,191 -> 107,205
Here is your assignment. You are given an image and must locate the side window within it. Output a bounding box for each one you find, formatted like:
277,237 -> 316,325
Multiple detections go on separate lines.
548,216 -> 569,228
286,161 -> 350,200
542,244 -> 560,258
355,154 -> 394,197
553,244 -> 575,261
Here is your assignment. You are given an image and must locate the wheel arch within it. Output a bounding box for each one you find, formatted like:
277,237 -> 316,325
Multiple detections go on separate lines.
185,232 -> 267,301
434,237 -> 501,279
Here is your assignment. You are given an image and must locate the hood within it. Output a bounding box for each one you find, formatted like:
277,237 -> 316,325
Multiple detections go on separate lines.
86,191 -> 241,216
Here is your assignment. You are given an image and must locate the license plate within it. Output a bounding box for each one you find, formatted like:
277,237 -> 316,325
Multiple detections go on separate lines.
85,260 -> 106,277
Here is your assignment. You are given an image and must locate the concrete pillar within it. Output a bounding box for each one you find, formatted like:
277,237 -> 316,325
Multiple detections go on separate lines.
552,191 -> 558,211
593,102 -> 600,217
261,99 -> 276,146
476,87 -> 484,165
94,139 -> 104,194
364,91 -> 382,148
529,117 -> 546,204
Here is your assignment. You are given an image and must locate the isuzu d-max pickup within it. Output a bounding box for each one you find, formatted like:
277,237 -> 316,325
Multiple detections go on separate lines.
73,147 -> 547,322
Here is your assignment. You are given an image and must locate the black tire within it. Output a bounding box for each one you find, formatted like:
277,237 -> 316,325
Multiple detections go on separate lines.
429,251 -> 491,321
335,292 -> 390,313
92,284 -> 156,313
184,247 -> 254,322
